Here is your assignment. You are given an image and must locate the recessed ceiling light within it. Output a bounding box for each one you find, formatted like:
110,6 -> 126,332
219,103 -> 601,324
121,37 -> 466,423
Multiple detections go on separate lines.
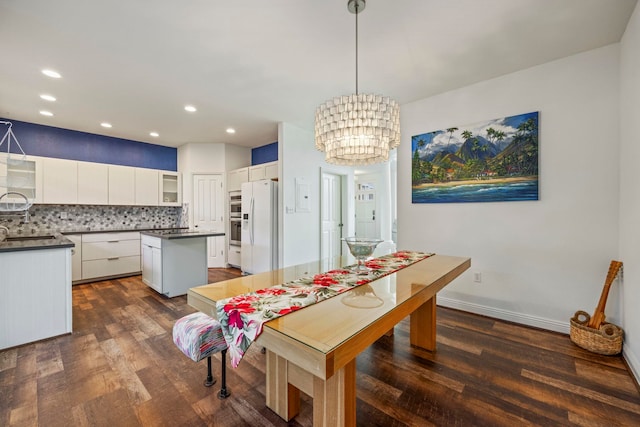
39,110 -> 53,116
101,122 -> 112,128
150,132 -> 159,137
42,69 -> 61,79
226,128 -> 236,134
40,94 -> 56,102
184,105 -> 197,113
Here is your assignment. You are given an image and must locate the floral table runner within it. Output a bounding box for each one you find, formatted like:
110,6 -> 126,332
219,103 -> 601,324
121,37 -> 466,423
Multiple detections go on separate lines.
215,251 -> 434,368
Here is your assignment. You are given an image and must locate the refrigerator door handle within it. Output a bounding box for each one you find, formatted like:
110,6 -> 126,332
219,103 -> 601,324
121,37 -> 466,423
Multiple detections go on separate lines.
250,196 -> 255,245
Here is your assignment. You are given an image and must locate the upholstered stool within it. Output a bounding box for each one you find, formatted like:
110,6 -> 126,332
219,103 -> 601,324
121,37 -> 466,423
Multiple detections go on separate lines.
173,312 -> 230,399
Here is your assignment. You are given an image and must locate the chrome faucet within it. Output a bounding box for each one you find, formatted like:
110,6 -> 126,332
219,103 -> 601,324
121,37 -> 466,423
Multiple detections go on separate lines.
0,225 -> 9,236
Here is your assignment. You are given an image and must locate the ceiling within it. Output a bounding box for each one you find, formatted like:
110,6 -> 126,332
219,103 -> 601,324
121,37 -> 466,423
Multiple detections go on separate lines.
0,0 -> 636,149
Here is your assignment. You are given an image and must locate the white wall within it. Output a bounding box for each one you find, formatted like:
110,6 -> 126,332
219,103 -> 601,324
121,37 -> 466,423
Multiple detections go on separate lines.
619,2 -> 640,382
178,143 -> 225,227
224,143 -> 252,171
398,45 -> 622,336
278,122 -> 356,267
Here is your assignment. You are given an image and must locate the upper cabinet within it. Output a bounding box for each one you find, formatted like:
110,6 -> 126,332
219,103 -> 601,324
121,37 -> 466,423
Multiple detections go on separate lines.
249,161 -> 278,182
108,165 -> 136,205
0,153 -> 43,204
78,161 -> 109,205
135,168 -> 159,206
159,172 -> 181,206
13,155 -> 179,207
43,157 -> 78,204
227,167 -> 248,192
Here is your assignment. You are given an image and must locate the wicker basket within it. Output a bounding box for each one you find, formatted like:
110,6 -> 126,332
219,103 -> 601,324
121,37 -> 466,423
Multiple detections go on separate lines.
570,310 -> 623,355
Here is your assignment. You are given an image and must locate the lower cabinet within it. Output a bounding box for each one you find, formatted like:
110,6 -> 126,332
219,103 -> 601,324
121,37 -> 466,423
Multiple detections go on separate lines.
66,234 -> 83,282
81,232 -> 141,281
140,234 -> 208,297
1,247 -> 72,350
228,244 -> 241,267
141,235 -> 162,293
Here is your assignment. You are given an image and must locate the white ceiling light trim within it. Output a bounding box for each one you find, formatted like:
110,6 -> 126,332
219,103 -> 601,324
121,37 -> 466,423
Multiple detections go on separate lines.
150,132 -> 159,137
39,110 -> 53,116
226,128 -> 236,134
315,0 -> 400,166
101,122 -> 112,128
40,94 -> 56,102
184,105 -> 197,113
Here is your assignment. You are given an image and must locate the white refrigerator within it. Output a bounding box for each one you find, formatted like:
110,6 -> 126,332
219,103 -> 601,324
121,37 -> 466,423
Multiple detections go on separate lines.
241,179 -> 278,274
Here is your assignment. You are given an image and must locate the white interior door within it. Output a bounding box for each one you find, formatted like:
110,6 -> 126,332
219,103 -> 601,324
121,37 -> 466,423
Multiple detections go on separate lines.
355,181 -> 378,238
192,174 -> 225,268
321,172 -> 342,259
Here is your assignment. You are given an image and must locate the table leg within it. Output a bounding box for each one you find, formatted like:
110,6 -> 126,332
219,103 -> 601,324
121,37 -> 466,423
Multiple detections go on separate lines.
265,350 -> 357,426
265,350 -> 300,421
410,295 -> 437,351
312,358 -> 356,427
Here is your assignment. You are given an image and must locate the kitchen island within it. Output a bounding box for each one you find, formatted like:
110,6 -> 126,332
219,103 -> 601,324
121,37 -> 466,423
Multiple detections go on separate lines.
140,230 -> 224,297
0,233 -> 74,350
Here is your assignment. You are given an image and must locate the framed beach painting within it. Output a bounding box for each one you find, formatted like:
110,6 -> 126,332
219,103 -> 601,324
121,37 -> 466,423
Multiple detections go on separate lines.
411,111 -> 539,203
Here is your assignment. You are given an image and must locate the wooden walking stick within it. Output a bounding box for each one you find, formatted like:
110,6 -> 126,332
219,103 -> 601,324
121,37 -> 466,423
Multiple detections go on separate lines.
587,260 -> 623,329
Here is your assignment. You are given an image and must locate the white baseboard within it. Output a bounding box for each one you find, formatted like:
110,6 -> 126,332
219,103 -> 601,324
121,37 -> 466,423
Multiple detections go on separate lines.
437,296 -> 570,334
623,346 -> 640,386
437,296 -> 639,385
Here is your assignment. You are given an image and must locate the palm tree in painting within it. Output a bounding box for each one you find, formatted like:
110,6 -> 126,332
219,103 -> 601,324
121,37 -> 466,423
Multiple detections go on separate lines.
445,127 -> 458,151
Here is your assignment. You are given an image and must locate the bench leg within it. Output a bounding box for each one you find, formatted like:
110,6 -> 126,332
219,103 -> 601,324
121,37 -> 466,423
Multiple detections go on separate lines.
204,356 -> 216,387
218,349 -> 231,399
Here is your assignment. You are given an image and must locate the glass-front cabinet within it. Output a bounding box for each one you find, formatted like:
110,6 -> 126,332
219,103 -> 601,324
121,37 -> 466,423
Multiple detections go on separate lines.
0,153 -> 43,205
159,172 -> 182,206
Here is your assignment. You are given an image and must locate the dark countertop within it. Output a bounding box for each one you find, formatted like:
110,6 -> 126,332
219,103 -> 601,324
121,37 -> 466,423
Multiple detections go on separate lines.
61,226 -> 189,235
0,227 -> 192,252
0,233 -> 74,253
140,230 -> 225,240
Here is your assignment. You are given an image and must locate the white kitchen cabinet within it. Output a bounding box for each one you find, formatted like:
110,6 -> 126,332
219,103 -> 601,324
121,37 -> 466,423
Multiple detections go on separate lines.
81,232 -> 141,280
249,161 -> 278,182
227,167 -> 249,192
0,153 -> 43,204
141,236 -> 162,292
141,234 -> 162,292
265,161 -> 278,180
249,164 -> 265,181
159,172 -> 181,206
228,244 -> 241,267
66,234 -> 83,282
140,233 -> 209,297
78,161 -> 108,205
43,157 -> 78,204
135,168 -> 159,206
108,165 -> 135,205
1,247 -> 72,350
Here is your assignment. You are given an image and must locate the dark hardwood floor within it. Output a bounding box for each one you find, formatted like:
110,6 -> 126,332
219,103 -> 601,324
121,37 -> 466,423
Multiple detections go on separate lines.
1,269 -> 639,426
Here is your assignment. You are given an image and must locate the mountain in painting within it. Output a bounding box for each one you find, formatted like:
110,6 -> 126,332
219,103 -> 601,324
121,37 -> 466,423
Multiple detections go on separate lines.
456,135 -> 499,161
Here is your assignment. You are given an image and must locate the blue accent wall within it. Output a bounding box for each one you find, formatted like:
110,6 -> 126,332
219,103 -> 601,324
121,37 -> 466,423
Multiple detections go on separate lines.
251,141 -> 278,165
1,118 -> 177,171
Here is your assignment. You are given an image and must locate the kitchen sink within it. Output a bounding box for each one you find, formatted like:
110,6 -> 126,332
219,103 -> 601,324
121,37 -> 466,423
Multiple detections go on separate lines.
4,235 -> 57,242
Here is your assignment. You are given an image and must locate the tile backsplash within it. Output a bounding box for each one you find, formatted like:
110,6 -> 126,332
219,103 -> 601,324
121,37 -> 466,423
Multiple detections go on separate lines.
0,204 -> 183,234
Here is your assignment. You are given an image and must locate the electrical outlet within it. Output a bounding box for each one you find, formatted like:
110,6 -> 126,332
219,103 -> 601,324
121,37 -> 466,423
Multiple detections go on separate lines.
473,272 -> 482,283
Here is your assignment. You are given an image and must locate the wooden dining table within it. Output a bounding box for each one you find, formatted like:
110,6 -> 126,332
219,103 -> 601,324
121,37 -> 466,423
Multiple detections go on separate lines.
187,254 -> 471,427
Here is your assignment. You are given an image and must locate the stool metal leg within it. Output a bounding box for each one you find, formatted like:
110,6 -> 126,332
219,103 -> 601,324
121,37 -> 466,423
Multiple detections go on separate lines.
218,349 -> 231,399
204,356 -> 216,387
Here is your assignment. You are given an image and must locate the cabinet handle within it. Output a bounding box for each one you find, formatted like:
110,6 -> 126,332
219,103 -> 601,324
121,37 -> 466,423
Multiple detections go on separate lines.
71,249 -> 75,255
107,257 -> 120,261
108,240 -> 120,243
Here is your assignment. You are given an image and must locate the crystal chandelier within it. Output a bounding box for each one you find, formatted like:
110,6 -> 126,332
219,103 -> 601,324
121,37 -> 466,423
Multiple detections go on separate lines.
315,0 -> 400,166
